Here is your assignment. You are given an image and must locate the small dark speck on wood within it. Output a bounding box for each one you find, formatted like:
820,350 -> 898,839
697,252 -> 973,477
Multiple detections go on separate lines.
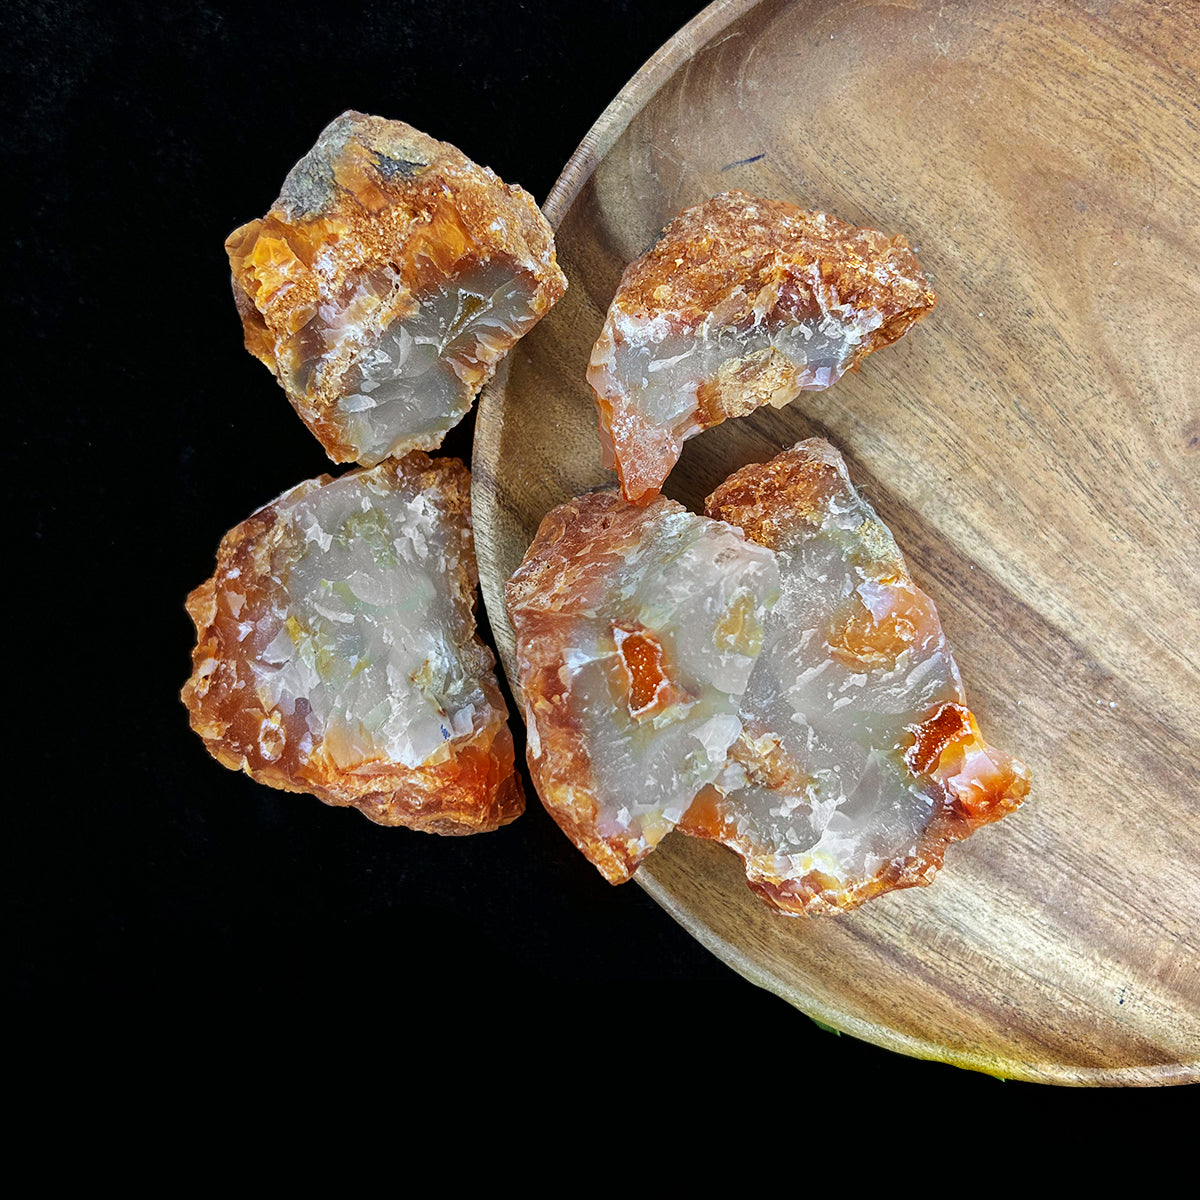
722,153 -> 766,172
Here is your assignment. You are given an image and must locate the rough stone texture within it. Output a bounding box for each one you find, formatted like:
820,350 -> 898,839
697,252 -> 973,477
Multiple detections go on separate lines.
587,191 -> 936,503
694,439 -> 1030,913
227,111 -> 566,465
182,452 -> 523,834
506,491 -> 779,881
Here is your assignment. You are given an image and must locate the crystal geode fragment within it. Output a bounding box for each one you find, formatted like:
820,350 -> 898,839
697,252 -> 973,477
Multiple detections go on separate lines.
226,111 -> 567,465
689,439 -> 1030,913
587,191 -> 937,503
181,452 -> 523,834
506,491 -> 779,882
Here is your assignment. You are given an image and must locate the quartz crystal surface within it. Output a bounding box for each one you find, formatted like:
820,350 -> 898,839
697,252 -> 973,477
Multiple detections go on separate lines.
226,111 -> 566,465
506,491 -> 779,882
690,439 -> 1030,913
588,191 -> 936,503
182,453 -> 523,834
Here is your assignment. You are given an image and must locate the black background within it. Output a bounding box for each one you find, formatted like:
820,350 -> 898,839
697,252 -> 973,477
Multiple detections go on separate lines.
10,0 -> 1191,1117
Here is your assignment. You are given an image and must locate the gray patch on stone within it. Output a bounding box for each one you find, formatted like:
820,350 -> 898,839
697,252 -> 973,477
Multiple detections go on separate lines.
277,116 -> 355,219
373,150 -> 427,181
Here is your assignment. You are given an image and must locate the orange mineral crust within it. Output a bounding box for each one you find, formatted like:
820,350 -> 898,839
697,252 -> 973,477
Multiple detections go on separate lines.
505,491 -> 779,883
182,452 -> 523,835
692,439 -> 1030,914
226,111 -> 566,466
587,191 -> 936,503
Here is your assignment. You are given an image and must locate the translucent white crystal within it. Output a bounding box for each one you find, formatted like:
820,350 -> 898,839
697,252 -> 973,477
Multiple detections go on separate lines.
508,493 -> 780,878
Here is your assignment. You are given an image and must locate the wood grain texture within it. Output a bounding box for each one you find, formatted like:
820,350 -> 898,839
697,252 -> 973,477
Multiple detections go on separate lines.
472,0 -> 1200,1084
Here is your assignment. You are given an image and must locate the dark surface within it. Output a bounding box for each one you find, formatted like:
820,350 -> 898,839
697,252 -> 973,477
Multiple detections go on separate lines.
10,0 -> 1191,1110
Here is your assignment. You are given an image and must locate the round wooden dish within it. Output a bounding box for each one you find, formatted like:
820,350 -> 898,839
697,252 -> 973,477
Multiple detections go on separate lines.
472,0 -> 1200,1084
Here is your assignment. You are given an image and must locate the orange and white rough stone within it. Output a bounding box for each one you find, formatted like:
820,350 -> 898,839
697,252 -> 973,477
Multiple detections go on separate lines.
227,111 -> 566,465
587,192 -> 936,503
691,439 -> 1030,914
506,491 -> 779,882
182,453 -> 523,834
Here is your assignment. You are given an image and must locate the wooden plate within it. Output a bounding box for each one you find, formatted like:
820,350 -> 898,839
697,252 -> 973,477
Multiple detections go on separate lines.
472,0 -> 1200,1084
